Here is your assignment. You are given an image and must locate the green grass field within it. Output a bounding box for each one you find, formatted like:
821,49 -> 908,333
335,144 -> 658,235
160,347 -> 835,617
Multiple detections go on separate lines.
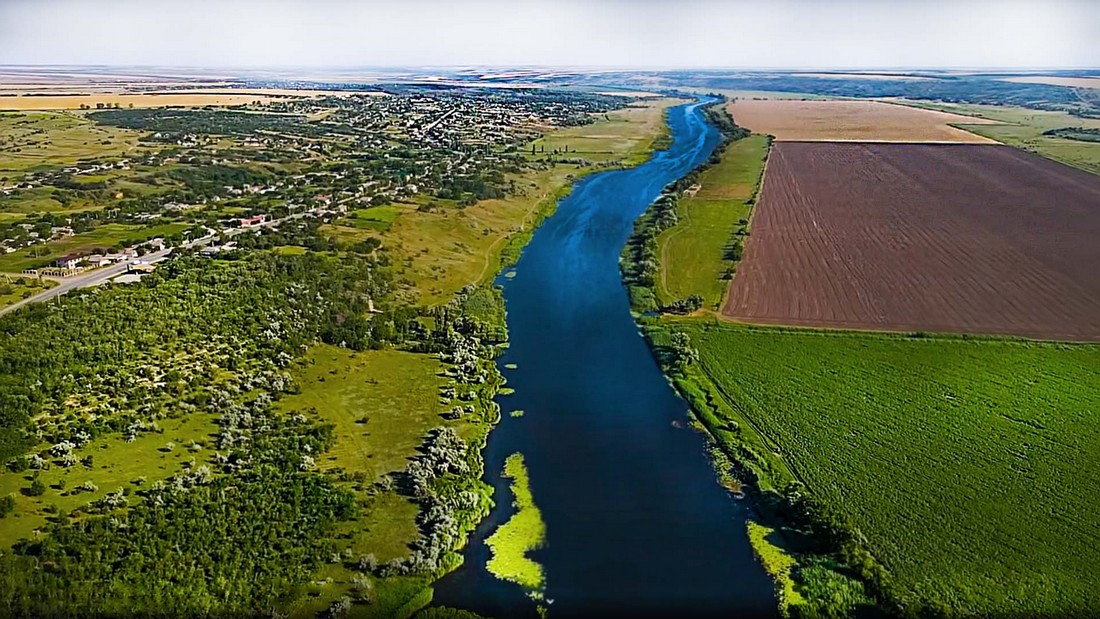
0,222 -> 188,272
0,276 -> 55,309
660,321 -> 1100,615
345,205 -> 406,232
278,345 -> 450,483
898,100 -> 1100,175
277,345 -> 481,617
656,135 -> 769,307
528,100 -> 678,166
0,112 -> 141,174
484,453 -> 546,591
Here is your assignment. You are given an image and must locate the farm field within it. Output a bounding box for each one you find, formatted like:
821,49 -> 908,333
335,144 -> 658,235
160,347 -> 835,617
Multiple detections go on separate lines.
723,142 -> 1100,341
0,92 -> 292,111
726,98 -> 997,142
660,321 -> 1100,616
999,75 -> 1100,89
895,99 -> 1100,175
656,134 -> 769,308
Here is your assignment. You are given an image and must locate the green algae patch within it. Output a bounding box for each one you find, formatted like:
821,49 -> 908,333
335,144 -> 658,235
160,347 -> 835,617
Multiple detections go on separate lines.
485,453 -> 546,590
747,520 -> 804,616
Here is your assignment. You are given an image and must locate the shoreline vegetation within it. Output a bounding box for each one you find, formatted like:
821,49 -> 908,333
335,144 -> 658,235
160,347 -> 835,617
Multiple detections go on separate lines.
628,94 -> 1100,617
622,96 -> 876,618
484,453 -> 546,593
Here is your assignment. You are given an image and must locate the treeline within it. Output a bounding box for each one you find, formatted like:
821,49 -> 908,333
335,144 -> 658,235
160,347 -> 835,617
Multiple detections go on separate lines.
662,74 -> 1100,117
1043,126 -> 1100,142
89,108 -> 321,138
166,163 -> 272,192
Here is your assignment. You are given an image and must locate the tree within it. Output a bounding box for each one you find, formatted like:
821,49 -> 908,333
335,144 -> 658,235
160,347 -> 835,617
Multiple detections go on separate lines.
669,331 -> 699,373
0,494 -> 15,518
26,477 -> 46,497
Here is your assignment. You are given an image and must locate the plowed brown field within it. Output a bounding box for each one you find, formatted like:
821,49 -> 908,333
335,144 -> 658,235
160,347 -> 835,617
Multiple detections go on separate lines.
723,142 -> 1100,341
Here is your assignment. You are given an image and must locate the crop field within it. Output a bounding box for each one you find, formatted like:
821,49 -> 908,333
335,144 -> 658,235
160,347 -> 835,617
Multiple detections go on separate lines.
897,100 -> 1100,175
656,134 -> 769,307
726,99 -> 997,142
345,205 -> 406,232
999,75 -> 1100,89
0,92 -> 290,111
723,142 -> 1100,341
665,321 -> 1100,616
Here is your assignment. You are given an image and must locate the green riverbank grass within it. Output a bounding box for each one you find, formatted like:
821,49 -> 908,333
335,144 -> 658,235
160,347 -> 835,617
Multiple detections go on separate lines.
322,98 -> 680,304
485,453 -> 546,591
654,320 -> 1100,616
655,134 -> 769,307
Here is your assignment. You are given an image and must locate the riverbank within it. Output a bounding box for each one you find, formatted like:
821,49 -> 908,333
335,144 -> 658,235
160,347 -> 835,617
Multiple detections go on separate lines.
622,101 -> 881,617
632,97 -> 1100,617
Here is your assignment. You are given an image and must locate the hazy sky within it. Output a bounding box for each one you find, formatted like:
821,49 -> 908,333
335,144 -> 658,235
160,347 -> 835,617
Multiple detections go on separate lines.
0,0 -> 1096,69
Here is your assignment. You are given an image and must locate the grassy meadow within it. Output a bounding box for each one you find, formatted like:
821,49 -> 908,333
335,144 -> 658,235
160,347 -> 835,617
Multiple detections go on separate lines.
0,412 -> 219,547
0,112 -> 141,174
655,321 -> 1100,616
655,134 -> 769,307
0,275 -> 55,309
272,346 -> 452,618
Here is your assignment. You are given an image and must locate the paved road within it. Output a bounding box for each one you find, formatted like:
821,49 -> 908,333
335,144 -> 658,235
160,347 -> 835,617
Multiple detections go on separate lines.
0,211 -> 316,318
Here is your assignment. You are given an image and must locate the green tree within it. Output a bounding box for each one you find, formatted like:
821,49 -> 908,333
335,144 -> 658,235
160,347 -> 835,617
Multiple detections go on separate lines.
26,478 -> 45,497
0,494 -> 15,518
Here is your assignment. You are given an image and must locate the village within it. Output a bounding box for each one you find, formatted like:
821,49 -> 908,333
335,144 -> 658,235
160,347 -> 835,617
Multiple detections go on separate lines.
0,86 -> 631,310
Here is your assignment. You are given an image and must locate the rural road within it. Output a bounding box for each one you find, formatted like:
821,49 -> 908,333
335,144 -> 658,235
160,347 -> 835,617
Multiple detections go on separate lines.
0,245 -> 177,318
0,210 -> 318,318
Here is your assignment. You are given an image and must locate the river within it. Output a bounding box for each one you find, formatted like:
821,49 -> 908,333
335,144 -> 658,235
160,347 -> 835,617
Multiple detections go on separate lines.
432,98 -> 777,617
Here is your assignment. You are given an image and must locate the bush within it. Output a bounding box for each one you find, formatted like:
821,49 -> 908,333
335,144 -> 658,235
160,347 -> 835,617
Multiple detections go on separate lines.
26,478 -> 46,497
0,494 -> 15,518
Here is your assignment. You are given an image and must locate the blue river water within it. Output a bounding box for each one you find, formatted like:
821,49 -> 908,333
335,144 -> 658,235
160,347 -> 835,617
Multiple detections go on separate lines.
432,99 -> 777,618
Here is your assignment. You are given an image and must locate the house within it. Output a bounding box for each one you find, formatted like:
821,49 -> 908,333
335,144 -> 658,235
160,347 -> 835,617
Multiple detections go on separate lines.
239,215 -> 268,228
54,254 -> 83,269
